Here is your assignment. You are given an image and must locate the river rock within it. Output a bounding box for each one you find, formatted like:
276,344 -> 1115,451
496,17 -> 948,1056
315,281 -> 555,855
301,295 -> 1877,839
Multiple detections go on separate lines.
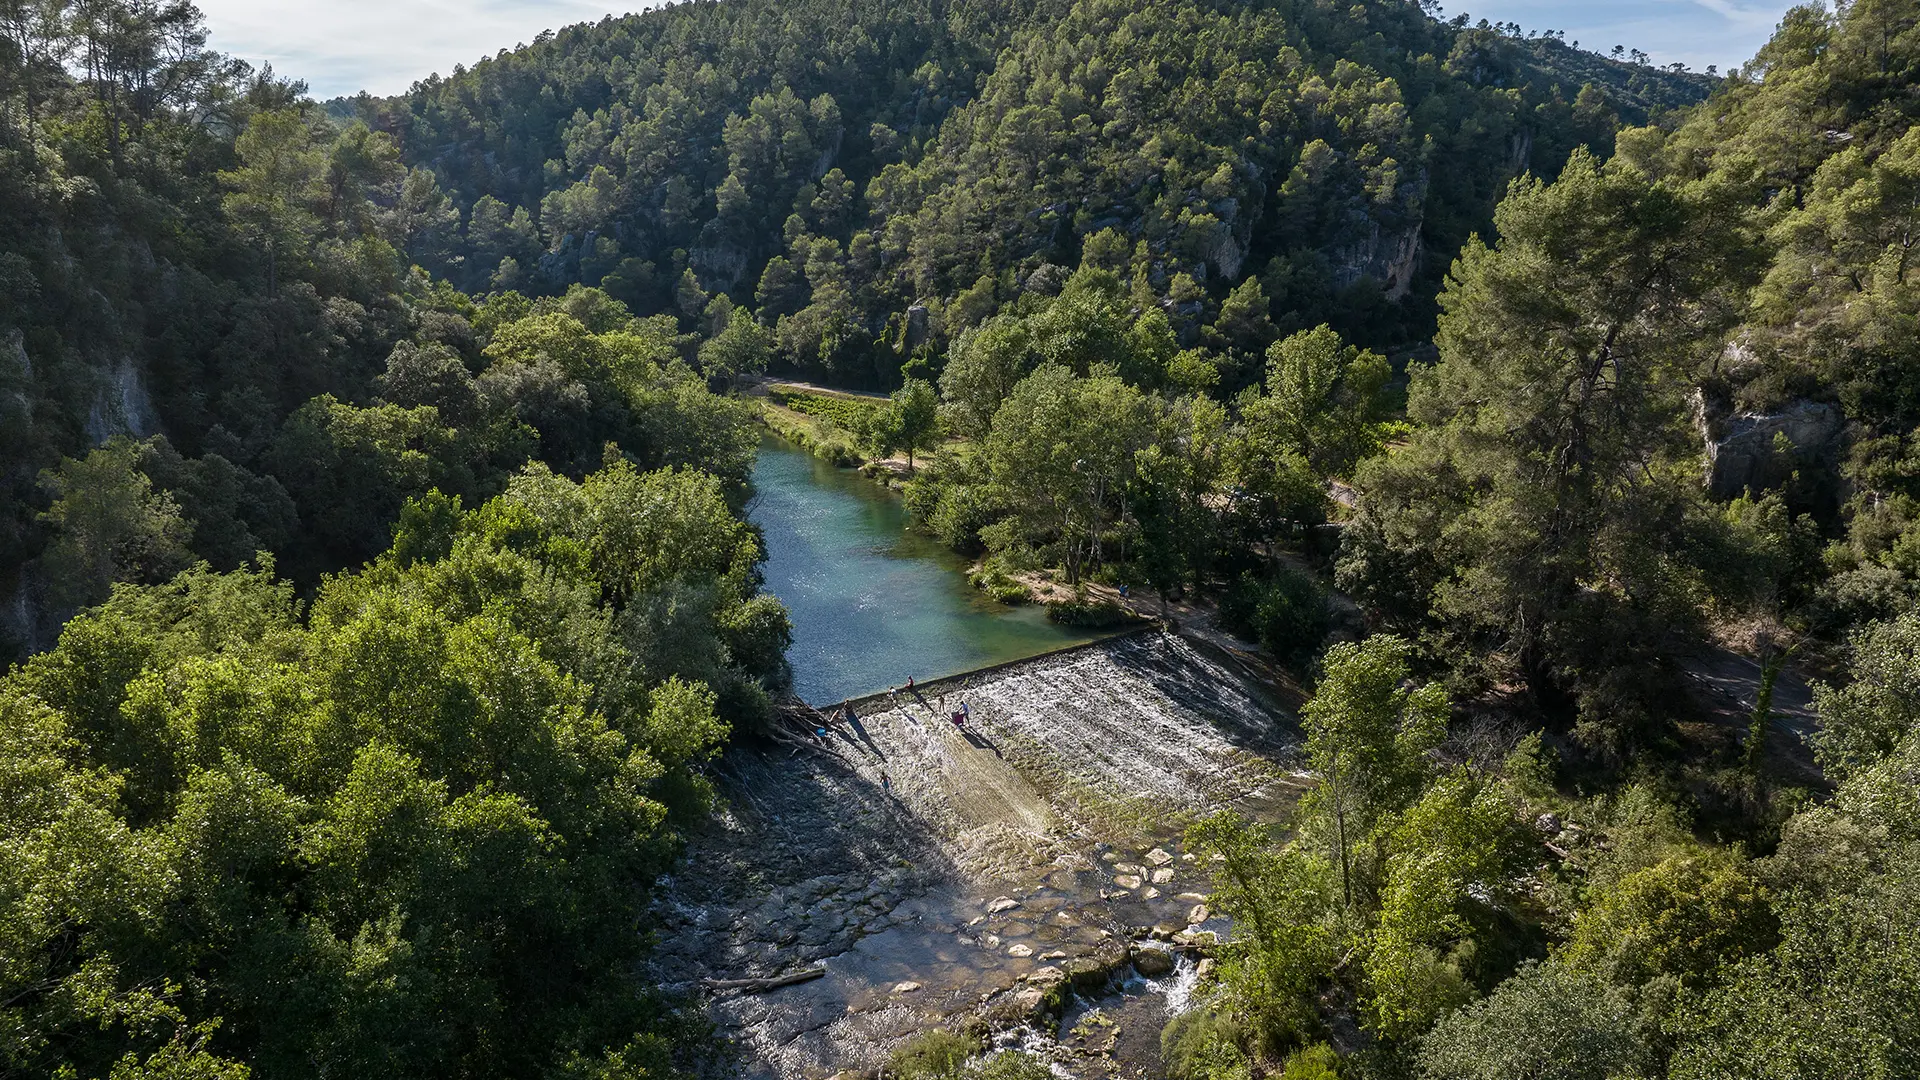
1146,848 -> 1175,866
1188,904 -> 1210,924
1027,965 -> 1068,989
893,981 -> 922,993
1151,868 -> 1175,884
1113,874 -> 1142,889
1195,958 -> 1217,982
1177,892 -> 1208,902
989,977 -> 1067,1029
1066,943 -> 1128,992
1142,887 -> 1161,899
1174,929 -> 1218,949
1008,943 -> 1034,958
988,896 -> 1021,914
1063,957 -> 1108,992
1132,946 -> 1176,978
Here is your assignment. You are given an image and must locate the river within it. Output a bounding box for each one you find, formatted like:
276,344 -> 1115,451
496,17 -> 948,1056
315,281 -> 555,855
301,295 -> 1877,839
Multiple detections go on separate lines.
748,437 -> 1095,704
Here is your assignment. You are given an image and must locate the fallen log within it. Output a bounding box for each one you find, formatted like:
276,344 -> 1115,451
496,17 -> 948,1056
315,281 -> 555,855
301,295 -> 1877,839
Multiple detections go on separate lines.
702,967 -> 827,994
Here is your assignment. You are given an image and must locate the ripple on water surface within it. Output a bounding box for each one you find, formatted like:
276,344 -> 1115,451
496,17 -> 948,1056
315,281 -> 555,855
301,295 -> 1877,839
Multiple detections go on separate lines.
749,438 -> 1097,704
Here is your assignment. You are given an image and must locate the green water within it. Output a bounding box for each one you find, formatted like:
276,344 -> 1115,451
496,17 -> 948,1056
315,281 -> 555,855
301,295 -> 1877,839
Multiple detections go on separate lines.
748,437 -> 1093,705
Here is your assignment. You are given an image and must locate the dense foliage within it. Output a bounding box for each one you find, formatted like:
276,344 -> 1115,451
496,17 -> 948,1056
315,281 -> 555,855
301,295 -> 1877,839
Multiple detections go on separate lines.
17,0 -> 1920,1077
1134,2 -> 1920,1078
0,458 -> 789,1078
0,4 -> 783,1077
348,0 -> 1707,384
0,0 -> 755,656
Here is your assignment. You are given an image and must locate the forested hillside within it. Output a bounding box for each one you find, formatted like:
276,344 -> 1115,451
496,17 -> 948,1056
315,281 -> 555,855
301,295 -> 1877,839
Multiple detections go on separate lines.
346,0 -> 1707,381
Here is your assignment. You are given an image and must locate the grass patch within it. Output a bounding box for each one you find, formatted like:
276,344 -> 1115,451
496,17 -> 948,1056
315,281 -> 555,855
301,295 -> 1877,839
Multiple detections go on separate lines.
756,398 -> 865,466
768,388 -> 885,433
1045,597 -> 1148,629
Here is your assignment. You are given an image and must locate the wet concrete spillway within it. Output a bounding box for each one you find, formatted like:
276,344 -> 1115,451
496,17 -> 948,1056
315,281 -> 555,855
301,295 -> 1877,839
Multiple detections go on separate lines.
648,630 -> 1307,1079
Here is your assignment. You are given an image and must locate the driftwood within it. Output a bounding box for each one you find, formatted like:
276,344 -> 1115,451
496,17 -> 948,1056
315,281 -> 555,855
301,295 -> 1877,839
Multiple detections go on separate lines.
701,967 -> 827,994
768,699 -> 856,763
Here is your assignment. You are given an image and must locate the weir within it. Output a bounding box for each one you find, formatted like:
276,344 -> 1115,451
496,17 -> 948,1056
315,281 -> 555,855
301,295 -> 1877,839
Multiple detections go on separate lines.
648,627 -> 1308,1080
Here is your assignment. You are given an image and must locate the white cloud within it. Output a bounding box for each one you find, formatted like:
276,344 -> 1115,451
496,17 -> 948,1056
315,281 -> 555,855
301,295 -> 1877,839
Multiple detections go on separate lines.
204,0 -> 1801,101
197,0 -> 658,98
1685,0 -> 1790,31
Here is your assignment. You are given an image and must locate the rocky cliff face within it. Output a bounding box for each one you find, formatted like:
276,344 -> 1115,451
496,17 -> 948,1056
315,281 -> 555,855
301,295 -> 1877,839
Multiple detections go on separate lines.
1696,395 -> 1847,500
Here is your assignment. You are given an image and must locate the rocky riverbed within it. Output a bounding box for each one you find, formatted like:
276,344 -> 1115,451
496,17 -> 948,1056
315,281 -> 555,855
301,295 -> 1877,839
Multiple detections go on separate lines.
647,630 -> 1306,1078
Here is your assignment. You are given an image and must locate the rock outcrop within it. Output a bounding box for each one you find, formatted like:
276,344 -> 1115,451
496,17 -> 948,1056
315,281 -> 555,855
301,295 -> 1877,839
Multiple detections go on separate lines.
1697,396 -> 1845,500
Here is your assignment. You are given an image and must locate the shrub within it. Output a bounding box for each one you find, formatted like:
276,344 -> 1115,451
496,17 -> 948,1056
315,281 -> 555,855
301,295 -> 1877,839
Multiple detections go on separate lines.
1046,598 -> 1142,628
1162,1004 -> 1253,1080
1218,566 -> 1328,664
970,568 -> 1030,605
888,1030 -> 979,1080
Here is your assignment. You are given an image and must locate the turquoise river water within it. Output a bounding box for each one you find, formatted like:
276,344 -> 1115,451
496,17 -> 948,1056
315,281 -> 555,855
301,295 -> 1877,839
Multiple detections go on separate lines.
748,437 -> 1094,704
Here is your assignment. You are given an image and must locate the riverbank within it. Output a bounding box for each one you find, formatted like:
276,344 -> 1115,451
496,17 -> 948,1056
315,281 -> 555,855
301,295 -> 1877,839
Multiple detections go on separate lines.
646,629 -> 1307,1079
743,377 -> 959,479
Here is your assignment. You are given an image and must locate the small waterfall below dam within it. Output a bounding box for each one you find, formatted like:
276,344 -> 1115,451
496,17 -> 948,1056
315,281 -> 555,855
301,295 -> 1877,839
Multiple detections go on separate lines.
648,629 -> 1308,1080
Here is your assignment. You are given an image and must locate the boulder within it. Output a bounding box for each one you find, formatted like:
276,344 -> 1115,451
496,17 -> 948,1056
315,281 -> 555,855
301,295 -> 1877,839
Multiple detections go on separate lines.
1698,397 -> 1845,500
904,303 -> 930,350
1173,929 -> 1218,950
991,968 -> 1069,1028
1132,946 -> 1176,978
1145,848 -> 1175,866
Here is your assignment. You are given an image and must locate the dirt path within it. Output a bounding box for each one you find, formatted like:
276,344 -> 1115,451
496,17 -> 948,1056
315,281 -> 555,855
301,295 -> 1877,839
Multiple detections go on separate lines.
743,375 -> 890,401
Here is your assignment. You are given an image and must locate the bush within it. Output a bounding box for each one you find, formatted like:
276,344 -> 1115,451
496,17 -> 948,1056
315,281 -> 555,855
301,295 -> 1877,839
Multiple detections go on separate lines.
1277,1043 -> 1340,1079
887,1034 -> 1046,1080
970,568 -> 1030,605
1162,1003 -> 1253,1080
889,1030 -> 980,1080
1218,566 -> 1328,664
1046,598 -> 1142,628
970,1051 -> 1050,1080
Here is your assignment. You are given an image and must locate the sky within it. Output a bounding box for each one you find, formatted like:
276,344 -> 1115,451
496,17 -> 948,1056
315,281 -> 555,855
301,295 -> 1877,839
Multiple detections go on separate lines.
1447,0 -> 1798,74
195,0 -> 1805,101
